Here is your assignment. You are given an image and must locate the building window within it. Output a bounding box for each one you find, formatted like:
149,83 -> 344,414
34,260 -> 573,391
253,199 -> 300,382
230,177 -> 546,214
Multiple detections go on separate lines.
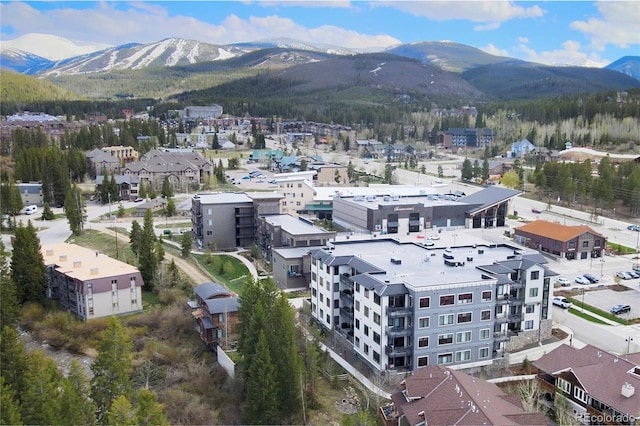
438,333 -> 454,345
525,320 -> 534,330
526,304 -> 535,314
439,294 -> 454,306
355,300 -> 360,311
364,325 -> 369,336
374,294 -> 380,305
568,241 -> 576,249
418,317 -> 430,328
364,306 -> 369,318
456,331 -> 472,343
480,329 -> 490,340
355,337 -> 360,347
373,351 -> 380,364
455,350 -> 471,362
438,314 -> 454,326
457,312 -> 472,323
364,344 -> 369,355
479,347 -> 489,359
557,378 -> 571,394
418,337 -> 429,348
582,241 -> 589,248
326,298 -> 330,308
437,353 -> 453,364
481,290 -> 492,302
355,319 -> 360,329
481,310 -> 491,321
419,297 -> 430,308
529,288 -> 539,298
574,387 -> 588,403
373,332 -> 380,344
312,288 -> 317,297
458,293 -> 472,304
373,312 -> 380,325
418,356 -> 429,367
530,270 -> 540,280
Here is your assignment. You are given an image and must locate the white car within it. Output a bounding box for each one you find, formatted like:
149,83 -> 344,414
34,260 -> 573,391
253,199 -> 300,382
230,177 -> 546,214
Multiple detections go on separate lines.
428,234 -> 440,240
556,278 -> 571,287
552,297 -> 572,309
575,276 -> 590,285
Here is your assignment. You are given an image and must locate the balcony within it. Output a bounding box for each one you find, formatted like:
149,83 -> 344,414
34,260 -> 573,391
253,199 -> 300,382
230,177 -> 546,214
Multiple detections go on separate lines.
340,273 -> 354,287
385,326 -> 412,337
495,313 -> 523,323
493,331 -> 517,342
386,305 -> 412,317
385,344 -> 413,356
495,295 -> 523,306
340,306 -> 354,317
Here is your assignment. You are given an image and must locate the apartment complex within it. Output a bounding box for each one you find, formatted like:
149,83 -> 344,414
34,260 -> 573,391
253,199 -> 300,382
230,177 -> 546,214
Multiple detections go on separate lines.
440,128 -> 494,149
42,243 -> 144,320
310,239 -> 556,373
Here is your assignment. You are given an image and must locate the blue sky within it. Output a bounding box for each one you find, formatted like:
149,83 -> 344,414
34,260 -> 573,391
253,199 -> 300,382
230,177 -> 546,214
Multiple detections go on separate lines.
1,1 -> 639,67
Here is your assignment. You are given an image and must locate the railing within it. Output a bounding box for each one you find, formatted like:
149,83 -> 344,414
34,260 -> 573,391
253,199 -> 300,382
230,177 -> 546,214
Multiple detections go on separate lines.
495,313 -> 523,323
385,344 -> 412,356
386,305 -> 412,317
340,273 -> 354,287
385,326 -> 412,336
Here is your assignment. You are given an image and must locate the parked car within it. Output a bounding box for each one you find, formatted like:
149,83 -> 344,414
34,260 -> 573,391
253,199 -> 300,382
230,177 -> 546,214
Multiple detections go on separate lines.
242,175 -> 251,179
531,207 -> 542,214
553,297 -> 572,309
23,205 -> 38,215
421,241 -> 435,247
583,273 -> 599,283
575,276 -> 590,285
610,304 -> 631,315
627,270 -> 640,278
627,224 -> 640,231
428,234 -> 440,240
134,197 -> 144,203
268,179 -> 277,184
556,277 -> 571,287
616,271 -> 633,280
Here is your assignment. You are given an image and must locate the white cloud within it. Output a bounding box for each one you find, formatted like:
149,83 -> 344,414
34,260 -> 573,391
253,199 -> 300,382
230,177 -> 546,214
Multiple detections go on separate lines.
0,2 -> 398,49
375,1 -> 545,23
570,1 -> 640,50
518,37 -> 528,44
481,43 -> 509,57
515,40 -> 608,67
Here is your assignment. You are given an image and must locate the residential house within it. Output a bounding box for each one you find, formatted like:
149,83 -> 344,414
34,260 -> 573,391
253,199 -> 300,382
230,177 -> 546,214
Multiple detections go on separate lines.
534,344 -> 640,424
310,239 -> 557,374
121,149 -> 212,192
514,220 -> 607,261
356,139 -> 383,158
190,282 -> 239,348
42,243 -> 144,320
95,174 -> 139,201
510,139 -> 536,158
381,365 -> 547,426
86,148 -> 120,177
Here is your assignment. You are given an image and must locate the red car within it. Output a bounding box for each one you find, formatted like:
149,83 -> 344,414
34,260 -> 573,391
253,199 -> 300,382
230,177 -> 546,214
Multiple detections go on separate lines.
531,207 -> 542,214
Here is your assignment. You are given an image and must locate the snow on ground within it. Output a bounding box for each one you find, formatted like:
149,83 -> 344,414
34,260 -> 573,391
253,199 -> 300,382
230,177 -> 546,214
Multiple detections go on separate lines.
560,147 -> 639,160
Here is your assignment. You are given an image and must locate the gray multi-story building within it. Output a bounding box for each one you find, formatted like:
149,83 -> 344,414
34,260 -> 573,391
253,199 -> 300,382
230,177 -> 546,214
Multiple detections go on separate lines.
332,186 -> 519,233
256,214 -> 335,260
310,239 -> 556,373
191,192 -> 281,250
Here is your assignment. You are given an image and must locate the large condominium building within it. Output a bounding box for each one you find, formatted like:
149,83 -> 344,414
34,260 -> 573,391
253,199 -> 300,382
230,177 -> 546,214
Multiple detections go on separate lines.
42,243 -> 144,320
310,239 -> 556,373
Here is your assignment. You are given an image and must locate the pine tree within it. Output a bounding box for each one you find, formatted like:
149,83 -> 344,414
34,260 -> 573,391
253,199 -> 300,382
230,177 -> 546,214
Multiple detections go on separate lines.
21,350 -> 63,425
0,241 -> 20,328
0,376 -> 22,425
165,198 -> 176,217
243,330 -> 278,425
65,185 -> 83,235
11,220 -> 47,305
181,232 -> 193,257
40,202 -> 55,220
91,317 -> 133,424
134,388 -> 170,426
138,209 -> 158,291
482,158 -> 490,182
60,360 -> 97,426
212,133 -> 220,149
461,158 -> 473,181
161,177 -> 174,199
106,396 -> 137,426
0,326 -> 29,402
129,220 -> 142,255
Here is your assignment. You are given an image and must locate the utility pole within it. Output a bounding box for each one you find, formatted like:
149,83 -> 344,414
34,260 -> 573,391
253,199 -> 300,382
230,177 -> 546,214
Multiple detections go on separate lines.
108,193 -> 119,259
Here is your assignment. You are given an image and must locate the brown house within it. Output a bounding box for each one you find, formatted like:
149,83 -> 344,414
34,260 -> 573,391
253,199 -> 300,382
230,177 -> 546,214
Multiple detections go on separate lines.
380,365 -> 547,426
190,282 -> 239,348
514,220 -> 606,261
534,344 -> 640,424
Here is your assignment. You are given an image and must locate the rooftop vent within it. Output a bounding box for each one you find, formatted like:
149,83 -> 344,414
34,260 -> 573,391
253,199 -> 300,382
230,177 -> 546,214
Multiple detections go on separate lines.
390,257 -> 402,265
478,249 -> 484,254
90,267 -> 99,275
72,260 -> 82,268
59,255 -> 67,262
621,383 -> 635,398
45,249 -> 54,256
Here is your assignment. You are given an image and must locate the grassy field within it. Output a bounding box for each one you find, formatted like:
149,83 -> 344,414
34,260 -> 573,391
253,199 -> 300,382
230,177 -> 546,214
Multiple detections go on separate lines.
193,253 -> 251,294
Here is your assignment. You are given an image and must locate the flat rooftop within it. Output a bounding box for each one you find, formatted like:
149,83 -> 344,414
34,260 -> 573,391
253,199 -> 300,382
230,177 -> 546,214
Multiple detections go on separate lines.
263,214 -> 331,235
323,239 -> 545,289
42,243 -> 140,282
192,192 -> 253,204
341,194 -> 462,209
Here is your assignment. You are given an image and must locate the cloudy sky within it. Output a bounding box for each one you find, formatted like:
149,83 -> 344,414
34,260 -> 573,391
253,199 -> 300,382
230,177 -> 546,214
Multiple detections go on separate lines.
1,1 -> 639,67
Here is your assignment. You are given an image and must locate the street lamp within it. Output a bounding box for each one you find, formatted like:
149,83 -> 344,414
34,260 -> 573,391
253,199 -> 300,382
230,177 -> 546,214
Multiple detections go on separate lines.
600,258 -> 605,278
452,233 -> 458,247
626,337 -> 634,354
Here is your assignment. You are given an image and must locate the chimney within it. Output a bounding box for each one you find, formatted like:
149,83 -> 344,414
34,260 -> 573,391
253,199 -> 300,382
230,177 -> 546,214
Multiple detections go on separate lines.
73,260 -> 82,268
621,383 -> 635,398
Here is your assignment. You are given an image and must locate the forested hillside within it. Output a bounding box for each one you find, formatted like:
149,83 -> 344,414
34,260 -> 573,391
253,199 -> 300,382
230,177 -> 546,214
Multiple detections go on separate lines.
0,71 -> 79,103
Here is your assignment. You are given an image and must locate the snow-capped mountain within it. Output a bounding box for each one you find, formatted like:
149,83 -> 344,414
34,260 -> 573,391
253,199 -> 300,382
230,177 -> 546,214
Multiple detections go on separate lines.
0,48 -> 51,74
233,37 -> 357,55
1,33 -> 111,61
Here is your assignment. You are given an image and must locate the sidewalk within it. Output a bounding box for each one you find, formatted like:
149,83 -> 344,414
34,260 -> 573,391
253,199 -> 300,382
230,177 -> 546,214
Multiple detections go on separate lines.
508,324 -> 583,365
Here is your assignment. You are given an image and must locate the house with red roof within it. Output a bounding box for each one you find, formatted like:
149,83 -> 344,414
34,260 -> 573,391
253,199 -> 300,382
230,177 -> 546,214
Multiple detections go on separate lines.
380,365 -> 547,426
534,344 -> 640,424
514,220 -> 607,261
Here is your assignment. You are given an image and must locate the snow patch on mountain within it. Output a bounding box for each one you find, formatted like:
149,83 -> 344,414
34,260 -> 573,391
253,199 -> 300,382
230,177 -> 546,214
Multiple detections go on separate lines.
1,33 -> 111,61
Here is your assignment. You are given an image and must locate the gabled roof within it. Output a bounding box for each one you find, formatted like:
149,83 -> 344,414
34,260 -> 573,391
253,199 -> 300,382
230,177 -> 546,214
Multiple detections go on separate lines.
515,220 -> 605,242
86,148 -> 120,163
95,174 -> 139,185
458,187 -> 521,214
534,344 -> 640,417
205,297 -> 239,315
391,365 -> 547,426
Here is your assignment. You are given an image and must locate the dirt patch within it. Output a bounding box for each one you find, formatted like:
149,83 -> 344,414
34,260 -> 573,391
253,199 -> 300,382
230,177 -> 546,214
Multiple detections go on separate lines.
552,328 -> 569,340
610,284 -> 632,292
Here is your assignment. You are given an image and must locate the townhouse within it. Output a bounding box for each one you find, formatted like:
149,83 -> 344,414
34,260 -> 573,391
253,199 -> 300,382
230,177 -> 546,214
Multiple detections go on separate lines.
310,239 -> 556,373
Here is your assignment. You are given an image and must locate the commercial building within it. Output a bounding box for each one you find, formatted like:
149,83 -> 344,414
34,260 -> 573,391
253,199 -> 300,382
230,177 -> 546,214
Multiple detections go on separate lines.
310,239 -> 556,373
332,186 -> 519,234
16,182 -> 44,207
42,243 -> 144,320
